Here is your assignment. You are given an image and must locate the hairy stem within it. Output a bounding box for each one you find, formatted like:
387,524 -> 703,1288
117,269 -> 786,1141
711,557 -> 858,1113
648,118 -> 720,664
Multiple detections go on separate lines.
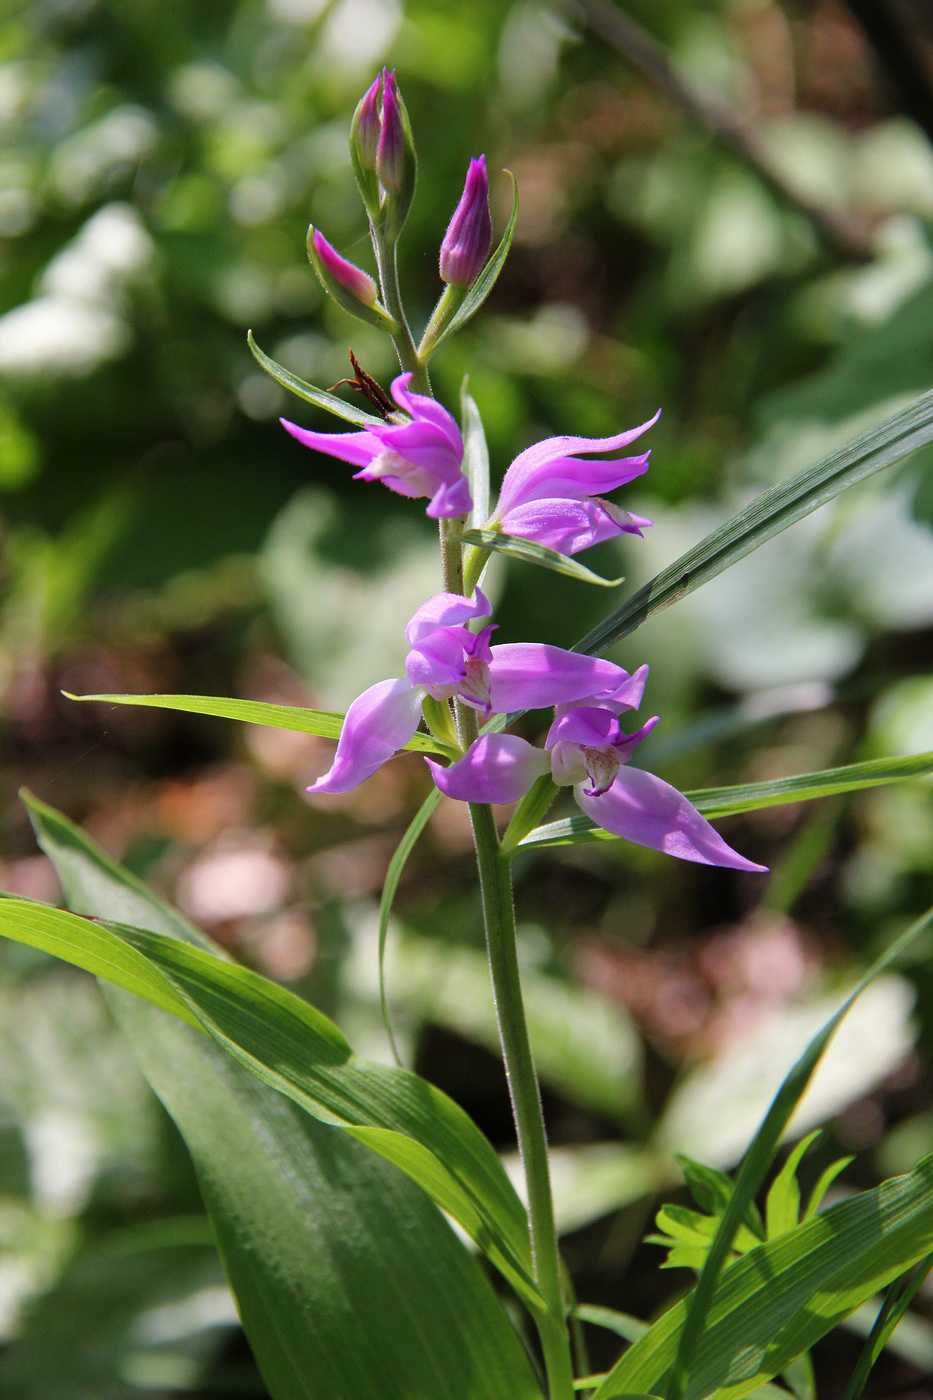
468,798 -> 574,1400
371,229 -> 430,393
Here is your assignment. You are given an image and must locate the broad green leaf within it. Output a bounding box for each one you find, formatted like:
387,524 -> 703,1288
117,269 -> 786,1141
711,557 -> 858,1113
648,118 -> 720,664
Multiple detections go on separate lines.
429,172 -> 519,353
247,330 -> 385,427
378,787 -> 442,1063
649,902 -> 933,1400
63,690 -> 459,758
517,750 -> 933,850
462,379 -> 490,530
9,798 -> 539,1310
0,893 -> 198,1028
108,921 -> 538,1305
457,528 -> 624,587
592,1153 -> 933,1400
22,794 -> 543,1400
575,387 -> 933,658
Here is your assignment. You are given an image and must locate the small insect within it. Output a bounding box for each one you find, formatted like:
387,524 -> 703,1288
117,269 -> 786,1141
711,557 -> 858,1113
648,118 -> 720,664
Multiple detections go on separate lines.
329,349 -> 396,420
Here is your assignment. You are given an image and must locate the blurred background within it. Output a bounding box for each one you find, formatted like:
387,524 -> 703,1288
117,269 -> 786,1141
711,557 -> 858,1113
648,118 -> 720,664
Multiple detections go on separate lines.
1,0 -> 932,1394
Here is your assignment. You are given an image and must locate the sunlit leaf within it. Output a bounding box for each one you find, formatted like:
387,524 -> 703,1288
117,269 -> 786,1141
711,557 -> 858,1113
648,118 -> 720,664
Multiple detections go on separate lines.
576,388 -> 933,657
21,793 -> 543,1400
517,750 -> 933,850
63,691 -> 460,758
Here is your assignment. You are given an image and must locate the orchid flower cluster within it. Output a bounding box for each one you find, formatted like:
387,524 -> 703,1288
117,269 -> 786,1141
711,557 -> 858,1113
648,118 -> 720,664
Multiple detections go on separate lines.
274,68 -> 765,875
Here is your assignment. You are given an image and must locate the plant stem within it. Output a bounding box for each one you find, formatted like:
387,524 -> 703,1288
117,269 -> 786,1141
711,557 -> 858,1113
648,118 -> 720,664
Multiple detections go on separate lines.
468,797 -> 575,1400
371,228 -> 430,393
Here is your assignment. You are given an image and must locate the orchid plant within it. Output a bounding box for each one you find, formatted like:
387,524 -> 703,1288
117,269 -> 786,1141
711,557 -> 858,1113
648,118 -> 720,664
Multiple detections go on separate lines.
3,66 -> 933,1400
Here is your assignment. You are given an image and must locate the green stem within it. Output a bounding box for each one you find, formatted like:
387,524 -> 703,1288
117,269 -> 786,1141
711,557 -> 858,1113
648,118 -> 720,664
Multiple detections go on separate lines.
371,228 -> 429,393
468,798 -> 575,1400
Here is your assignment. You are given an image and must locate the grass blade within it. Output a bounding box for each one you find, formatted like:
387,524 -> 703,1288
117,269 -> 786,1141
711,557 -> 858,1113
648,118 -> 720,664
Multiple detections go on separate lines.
64,691 -> 459,758
575,388 -> 933,658
517,750 -> 933,850
378,787 -> 442,1064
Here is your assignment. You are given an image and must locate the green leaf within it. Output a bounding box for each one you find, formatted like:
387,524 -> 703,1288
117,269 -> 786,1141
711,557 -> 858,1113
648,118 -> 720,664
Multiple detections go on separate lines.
10,797 -> 539,1312
63,690 -> 460,758
575,387 -> 933,658
617,901 -> 933,1400
0,893 -> 199,1028
247,330 -> 386,427
456,528 -> 624,587
22,793 -> 543,1400
765,1133 -> 820,1241
592,1153 -> 933,1400
378,787 -> 442,1063
430,171 -> 519,352
461,379 -> 490,530
517,750 -> 933,850
573,1305 -> 648,1344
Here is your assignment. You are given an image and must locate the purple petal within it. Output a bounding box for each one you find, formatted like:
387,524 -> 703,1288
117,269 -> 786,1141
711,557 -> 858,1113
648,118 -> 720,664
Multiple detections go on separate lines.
372,419 -> 464,482
554,663 -> 650,719
281,419 -> 378,470
406,627 -> 469,691
486,644 -> 629,712
426,472 -> 473,519
497,450 -> 652,513
307,678 -> 423,795
391,374 -> 465,459
546,707 -> 618,749
406,588 -> 492,646
497,410 -> 660,513
427,735 -> 550,804
497,496 -> 640,555
575,767 -> 768,871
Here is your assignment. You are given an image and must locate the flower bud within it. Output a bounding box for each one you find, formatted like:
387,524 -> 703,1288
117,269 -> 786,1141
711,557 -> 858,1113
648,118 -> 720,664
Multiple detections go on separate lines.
352,75 -> 381,172
439,155 -> 493,286
375,69 -> 405,195
309,228 -> 377,306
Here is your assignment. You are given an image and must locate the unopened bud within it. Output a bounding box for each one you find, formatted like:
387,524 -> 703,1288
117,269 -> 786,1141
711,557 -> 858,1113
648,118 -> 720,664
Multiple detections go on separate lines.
309,228 -> 377,306
375,69 -> 405,195
352,75 -> 382,173
439,156 -> 492,286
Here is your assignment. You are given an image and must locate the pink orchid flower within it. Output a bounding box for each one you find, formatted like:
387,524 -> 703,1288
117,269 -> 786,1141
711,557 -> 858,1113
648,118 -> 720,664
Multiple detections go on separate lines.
281,373 -> 472,519
427,674 -> 767,872
308,589 -> 636,795
488,412 -> 661,556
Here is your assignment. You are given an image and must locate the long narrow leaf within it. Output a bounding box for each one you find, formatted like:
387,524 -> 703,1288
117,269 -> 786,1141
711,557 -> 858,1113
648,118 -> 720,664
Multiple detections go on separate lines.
462,380 -> 491,531
248,330 -> 386,427
379,788 -> 442,1063
64,691 -> 459,758
840,1257 -> 933,1400
575,388 -> 933,658
517,750 -> 933,850
593,1153 -> 933,1400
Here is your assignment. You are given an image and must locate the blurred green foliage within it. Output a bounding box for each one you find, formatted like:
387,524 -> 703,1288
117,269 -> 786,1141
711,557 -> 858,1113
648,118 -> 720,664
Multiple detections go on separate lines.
1,0 -> 933,1393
